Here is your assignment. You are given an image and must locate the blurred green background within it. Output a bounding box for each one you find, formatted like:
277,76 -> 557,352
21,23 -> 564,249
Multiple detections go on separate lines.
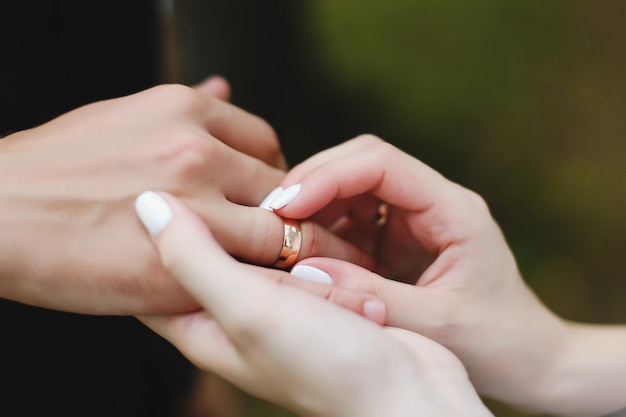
173,1 -> 626,415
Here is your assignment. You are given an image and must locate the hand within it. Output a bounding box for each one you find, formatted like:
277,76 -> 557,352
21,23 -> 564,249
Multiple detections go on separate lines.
192,75 -> 288,170
0,83 -> 374,315
269,135 -> 582,414
134,191 -> 493,417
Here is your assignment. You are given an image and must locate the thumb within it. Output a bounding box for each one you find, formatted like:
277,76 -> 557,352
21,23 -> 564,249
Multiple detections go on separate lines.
133,191 -> 271,329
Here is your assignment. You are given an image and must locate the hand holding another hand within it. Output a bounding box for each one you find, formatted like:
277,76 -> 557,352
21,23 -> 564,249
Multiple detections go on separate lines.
135,191 -> 492,417
0,80 -> 375,316
270,135 -> 572,413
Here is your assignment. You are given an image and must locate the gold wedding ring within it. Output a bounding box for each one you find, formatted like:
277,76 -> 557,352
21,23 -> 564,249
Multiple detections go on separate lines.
374,202 -> 389,227
273,218 -> 302,270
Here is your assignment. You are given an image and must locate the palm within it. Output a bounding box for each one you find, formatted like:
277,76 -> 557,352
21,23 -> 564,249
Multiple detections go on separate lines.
322,199 -> 435,283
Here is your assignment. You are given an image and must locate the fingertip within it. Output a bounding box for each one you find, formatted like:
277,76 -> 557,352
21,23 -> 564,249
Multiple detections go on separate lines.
269,183 -> 301,210
290,264 -> 333,285
363,298 -> 387,325
135,191 -> 221,258
135,191 -> 173,238
258,186 -> 284,210
270,177 -> 340,220
195,75 -> 231,101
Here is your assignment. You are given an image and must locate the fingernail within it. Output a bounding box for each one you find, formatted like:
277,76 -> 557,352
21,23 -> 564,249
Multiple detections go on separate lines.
135,191 -> 173,237
269,184 -> 301,210
363,299 -> 386,324
258,186 -> 283,210
290,265 -> 333,285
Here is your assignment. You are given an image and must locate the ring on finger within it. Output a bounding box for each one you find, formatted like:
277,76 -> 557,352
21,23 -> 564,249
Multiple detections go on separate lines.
373,202 -> 389,227
273,218 -> 302,270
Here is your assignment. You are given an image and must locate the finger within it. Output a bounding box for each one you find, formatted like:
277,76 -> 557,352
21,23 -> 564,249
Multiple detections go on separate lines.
134,191 -> 376,355
137,312 -> 245,376
136,192 -> 405,412
290,257 -> 447,334
193,75 -> 231,101
283,134 -> 379,183
198,95 -> 287,170
260,178 -> 384,231
276,135 -> 450,215
242,263 -> 386,325
222,152 -> 284,206
195,199 -> 377,270
190,135 -> 285,207
273,136 -> 475,253
135,191 -> 290,333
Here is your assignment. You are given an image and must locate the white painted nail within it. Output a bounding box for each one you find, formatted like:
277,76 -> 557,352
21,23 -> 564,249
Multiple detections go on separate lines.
135,191 -> 173,237
258,186 -> 283,210
269,184 -> 301,210
290,265 -> 333,285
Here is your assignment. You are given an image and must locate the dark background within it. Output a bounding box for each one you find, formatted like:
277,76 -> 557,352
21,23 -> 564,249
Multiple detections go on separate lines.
2,1 -> 625,416
0,2 -> 194,417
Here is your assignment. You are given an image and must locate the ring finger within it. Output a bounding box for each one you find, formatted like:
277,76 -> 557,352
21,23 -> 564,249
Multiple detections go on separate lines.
200,200 -> 376,271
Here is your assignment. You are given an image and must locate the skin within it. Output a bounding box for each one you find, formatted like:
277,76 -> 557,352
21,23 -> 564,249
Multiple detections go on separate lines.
271,135 -> 626,417
0,80 -> 377,316
135,191 -> 493,417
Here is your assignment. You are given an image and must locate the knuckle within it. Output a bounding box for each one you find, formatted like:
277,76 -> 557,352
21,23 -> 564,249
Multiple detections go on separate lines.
320,286 -> 334,302
372,140 -> 398,163
344,268 -> 381,294
323,288 -> 358,313
460,187 -> 493,222
227,213 -> 283,265
355,134 -> 399,158
445,185 -> 495,237
151,84 -> 201,112
354,133 -> 384,145
151,84 -> 218,124
146,86 -> 225,181
465,188 -> 490,213
160,135 -> 225,182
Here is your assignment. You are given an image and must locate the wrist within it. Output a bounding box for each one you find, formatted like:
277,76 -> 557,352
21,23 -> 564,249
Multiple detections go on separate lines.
0,130 -> 59,306
0,133 -> 28,300
469,287 -> 626,417
459,281 -> 572,414
531,322 -> 626,417
326,349 -> 492,417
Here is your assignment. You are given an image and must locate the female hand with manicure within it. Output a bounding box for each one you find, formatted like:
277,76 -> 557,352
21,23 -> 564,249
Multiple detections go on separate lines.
0,80 -> 376,316
269,135 -> 626,417
134,190 -> 493,417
